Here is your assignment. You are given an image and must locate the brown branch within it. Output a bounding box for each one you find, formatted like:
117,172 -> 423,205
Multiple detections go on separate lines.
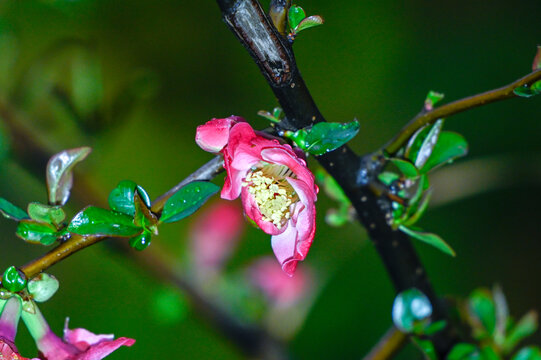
384,69 -> 541,155
362,326 -> 408,360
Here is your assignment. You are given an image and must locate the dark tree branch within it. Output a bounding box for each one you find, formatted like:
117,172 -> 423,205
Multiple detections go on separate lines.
215,0 -> 460,356
384,69 -> 541,155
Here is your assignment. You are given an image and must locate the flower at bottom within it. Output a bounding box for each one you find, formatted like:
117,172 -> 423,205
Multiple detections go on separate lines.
21,304 -> 134,360
0,297 -> 39,360
196,119 -> 318,276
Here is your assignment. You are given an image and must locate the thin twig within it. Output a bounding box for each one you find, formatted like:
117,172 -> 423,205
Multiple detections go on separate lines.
363,326 -> 408,360
384,69 -> 541,155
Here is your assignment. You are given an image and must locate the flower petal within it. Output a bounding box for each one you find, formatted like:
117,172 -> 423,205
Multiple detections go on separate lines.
195,116 -> 242,153
74,337 -> 135,360
271,220 -> 298,276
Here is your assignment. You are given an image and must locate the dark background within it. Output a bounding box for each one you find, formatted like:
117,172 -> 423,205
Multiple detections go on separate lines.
0,0 -> 540,358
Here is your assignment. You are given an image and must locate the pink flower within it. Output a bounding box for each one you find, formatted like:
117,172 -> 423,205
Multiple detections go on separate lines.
249,257 -> 312,307
22,305 -> 134,360
0,297 -> 39,360
195,116 -> 244,153
196,117 -> 318,276
190,200 -> 244,270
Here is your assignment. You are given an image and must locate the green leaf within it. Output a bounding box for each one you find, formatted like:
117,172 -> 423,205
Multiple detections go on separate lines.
2,266 -> 27,292
512,347 -> 541,360
295,15 -> 324,33
16,220 -> 58,245
403,190 -> 432,227
129,230 -> 152,251
405,119 -> 444,168
513,86 -> 539,98
108,180 -> 138,216
390,158 -> 419,179
399,225 -> 456,256
304,120 -> 360,156
447,343 -> 481,360
68,206 -> 142,237
160,181 -> 220,224
493,285 -> 509,347
424,319 -> 447,336
469,288 -> 497,337
411,338 -> 437,360
46,147 -> 92,206
481,346 -> 502,360
316,169 -> 349,203
424,90 -> 445,110
0,198 -> 28,221
272,107 -> 283,120
531,81 -> 541,93
27,203 -> 66,227
392,288 -> 432,333
288,5 -> 306,30
27,273 -> 59,302
378,171 -> 400,186
504,311 -> 538,352
421,132 -> 468,173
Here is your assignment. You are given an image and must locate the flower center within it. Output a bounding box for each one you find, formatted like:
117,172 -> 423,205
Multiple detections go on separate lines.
243,164 -> 298,229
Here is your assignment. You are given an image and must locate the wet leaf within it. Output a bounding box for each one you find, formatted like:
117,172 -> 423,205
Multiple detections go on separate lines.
16,220 -> 58,245
303,120 -> 360,156
513,86 -> 538,98
129,230 -> 152,251
68,206 -> 142,237
392,288 -> 432,333
2,266 -> 27,292
46,147 -> 91,206
403,190 -> 432,228
447,343 -> 481,360
378,171 -> 400,186
469,288 -> 496,337
108,180 -> 138,216
27,202 -> 66,227
421,131 -> 468,173
512,347 -> 541,360
390,158 -> 419,179
288,5 -> 306,30
409,119 -> 444,168
504,311 -> 538,352
0,197 -> 28,221
134,190 -> 158,233
412,338 -> 437,360
399,225 -> 455,256
160,181 -> 220,223
295,15 -> 324,33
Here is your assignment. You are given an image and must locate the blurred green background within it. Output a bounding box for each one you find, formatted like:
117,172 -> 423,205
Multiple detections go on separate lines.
0,0 -> 540,358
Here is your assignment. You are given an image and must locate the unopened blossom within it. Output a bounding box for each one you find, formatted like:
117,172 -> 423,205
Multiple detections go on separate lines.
249,257 -> 312,307
21,304 -> 134,360
196,117 -> 318,276
0,297 -> 39,360
190,200 -> 244,270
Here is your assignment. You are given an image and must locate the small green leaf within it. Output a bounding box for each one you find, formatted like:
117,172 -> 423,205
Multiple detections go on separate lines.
469,288 -> 497,338
22,299 -> 35,314
512,347 -> 541,360
424,90 -> 445,111
46,147 -> 91,206
399,225 -> 455,256
288,5 -> 306,30
378,172 -> 400,186
513,86 -> 539,98
402,190 -> 432,227
108,180 -> 138,216
27,273 -> 59,302
531,81 -> 541,93
448,343 -> 482,360
16,220 -> 58,245
27,203 -> 66,227
295,15 -> 324,33
272,107 -> 283,120
411,338 -> 437,360
392,288 -> 432,333
160,181 -> 220,224
504,311 -> 538,352
493,285 -> 509,347
410,119 -> 444,168
421,131 -> 468,173
424,320 -> 447,335
2,266 -> 27,292
390,158 -> 419,179
0,198 -> 29,221
303,120 -> 360,156
68,206 -> 142,237
129,230 -> 152,251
